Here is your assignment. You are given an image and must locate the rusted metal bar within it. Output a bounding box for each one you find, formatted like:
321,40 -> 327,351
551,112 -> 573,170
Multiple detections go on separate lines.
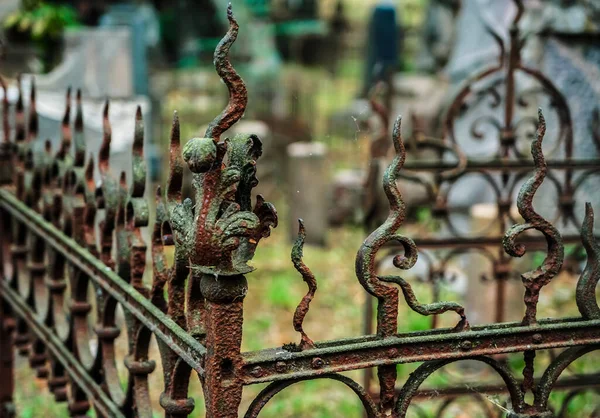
401,160 -> 600,171
0,189 -> 207,372
240,318 -> 600,384
0,280 -> 124,418
412,235 -> 590,249
409,373 -> 600,400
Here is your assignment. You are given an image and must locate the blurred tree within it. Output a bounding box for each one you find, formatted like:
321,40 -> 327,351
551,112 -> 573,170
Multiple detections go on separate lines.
3,0 -> 80,71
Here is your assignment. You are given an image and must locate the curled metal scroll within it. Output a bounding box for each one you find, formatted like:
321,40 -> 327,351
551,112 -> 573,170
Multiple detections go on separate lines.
356,116 -> 419,337
443,0 -> 573,161
204,3 -> 248,141
365,87 -> 467,216
394,356 -> 525,417
244,374 -> 379,418
503,109 -> 564,326
535,345 -> 600,412
576,203 -> 600,319
291,219 -> 317,350
357,116 -> 469,333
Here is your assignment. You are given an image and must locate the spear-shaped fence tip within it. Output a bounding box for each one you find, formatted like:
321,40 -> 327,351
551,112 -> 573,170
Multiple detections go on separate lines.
167,110 -> 183,204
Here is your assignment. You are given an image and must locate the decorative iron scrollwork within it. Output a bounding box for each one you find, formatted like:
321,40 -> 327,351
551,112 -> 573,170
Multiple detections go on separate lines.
503,109 -> 564,326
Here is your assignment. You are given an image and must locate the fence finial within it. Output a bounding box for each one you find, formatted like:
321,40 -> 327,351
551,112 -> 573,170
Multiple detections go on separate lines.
291,219 -> 317,350
204,3 -> 248,141
73,89 -> 85,167
98,100 -> 111,175
576,202 -> 600,319
503,109 -> 564,326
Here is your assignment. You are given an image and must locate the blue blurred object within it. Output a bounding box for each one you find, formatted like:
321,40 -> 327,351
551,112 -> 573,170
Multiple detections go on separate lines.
99,4 -> 153,96
363,2 -> 400,95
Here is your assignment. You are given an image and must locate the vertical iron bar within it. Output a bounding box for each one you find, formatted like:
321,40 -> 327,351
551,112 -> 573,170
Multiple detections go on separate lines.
201,273 -> 247,418
0,298 -> 15,418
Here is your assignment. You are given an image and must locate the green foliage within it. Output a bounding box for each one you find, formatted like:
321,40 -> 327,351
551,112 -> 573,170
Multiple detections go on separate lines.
4,1 -> 79,41
267,271 -> 301,309
531,244 -> 581,269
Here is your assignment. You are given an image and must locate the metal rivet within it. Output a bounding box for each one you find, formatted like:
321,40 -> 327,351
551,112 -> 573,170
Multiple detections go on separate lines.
532,334 -> 543,344
275,361 -> 287,373
311,358 -> 324,369
460,340 -> 473,351
250,366 -> 263,378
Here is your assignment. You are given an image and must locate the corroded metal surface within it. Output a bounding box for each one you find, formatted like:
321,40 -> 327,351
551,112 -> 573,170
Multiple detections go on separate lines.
0,3 -> 599,418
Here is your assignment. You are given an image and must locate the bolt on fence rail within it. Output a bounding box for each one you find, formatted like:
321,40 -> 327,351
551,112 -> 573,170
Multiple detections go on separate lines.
1,4 -> 600,418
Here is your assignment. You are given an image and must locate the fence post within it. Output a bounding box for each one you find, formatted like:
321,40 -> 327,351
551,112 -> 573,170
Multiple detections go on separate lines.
201,274 -> 246,417
177,6 -> 277,417
0,299 -> 15,418
0,76 -> 15,418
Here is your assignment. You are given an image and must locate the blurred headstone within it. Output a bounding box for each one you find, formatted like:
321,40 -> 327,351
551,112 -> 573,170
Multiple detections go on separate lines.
416,0 -> 461,74
444,0 -> 514,83
30,28 -> 134,99
529,1 -> 600,220
99,4 -> 159,96
287,142 -> 328,246
521,1 -> 600,160
329,169 -> 365,226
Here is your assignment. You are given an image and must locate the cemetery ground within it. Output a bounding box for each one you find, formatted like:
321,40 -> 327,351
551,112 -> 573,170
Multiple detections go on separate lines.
12,60 -> 600,418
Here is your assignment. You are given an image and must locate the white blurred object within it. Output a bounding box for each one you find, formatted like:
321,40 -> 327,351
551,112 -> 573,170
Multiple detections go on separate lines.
0,0 -> 19,22
1,76 -> 151,179
31,28 -> 134,99
136,4 -> 160,48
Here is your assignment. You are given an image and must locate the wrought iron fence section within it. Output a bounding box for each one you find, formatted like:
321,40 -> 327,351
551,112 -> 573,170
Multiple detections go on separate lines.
0,3 -> 599,418
357,0 -> 600,414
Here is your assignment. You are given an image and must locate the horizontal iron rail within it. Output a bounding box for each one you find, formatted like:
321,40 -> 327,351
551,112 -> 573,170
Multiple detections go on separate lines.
402,159 -> 600,171
409,373 -> 600,400
413,234 -> 591,249
0,189 -> 206,374
240,318 -> 600,384
0,280 -> 124,418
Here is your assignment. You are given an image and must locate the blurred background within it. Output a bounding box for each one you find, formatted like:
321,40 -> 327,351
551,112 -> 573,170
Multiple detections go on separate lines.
2,0 -> 600,417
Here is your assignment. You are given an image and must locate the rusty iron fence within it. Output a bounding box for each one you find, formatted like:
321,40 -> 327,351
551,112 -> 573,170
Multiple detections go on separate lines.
362,1 -> 600,415
1,4 -> 600,418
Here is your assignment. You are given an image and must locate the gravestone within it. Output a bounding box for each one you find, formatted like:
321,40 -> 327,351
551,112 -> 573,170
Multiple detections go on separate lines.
328,169 -> 364,227
31,28 -> 135,99
416,0 -> 461,74
522,1 -> 600,226
287,142 -> 328,246
444,0 -> 514,83
99,3 -> 160,96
